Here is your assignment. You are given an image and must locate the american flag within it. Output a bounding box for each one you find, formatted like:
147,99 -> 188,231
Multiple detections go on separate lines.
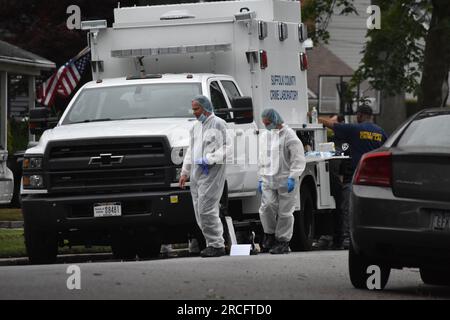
37,47 -> 91,107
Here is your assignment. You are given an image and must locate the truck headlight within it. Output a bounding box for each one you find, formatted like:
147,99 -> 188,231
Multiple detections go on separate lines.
23,175 -> 45,189
173,167 -> 182,182
23,157 -> 43,170
170,147 -> 186,166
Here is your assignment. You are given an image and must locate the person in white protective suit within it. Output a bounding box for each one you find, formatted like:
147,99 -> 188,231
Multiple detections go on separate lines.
179,95 -> 230,258
258,108 -> 306,254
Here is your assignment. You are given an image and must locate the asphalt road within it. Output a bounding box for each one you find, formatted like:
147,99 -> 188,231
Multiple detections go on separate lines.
0,251 -> 449,300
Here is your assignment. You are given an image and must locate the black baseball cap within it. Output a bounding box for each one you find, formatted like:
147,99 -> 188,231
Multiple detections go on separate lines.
356,105 -> 373,115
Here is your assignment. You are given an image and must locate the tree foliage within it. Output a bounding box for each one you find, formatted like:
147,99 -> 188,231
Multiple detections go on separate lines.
353,0 -> 450,109
302,0 -> 357,43
0,0 -> 136,67
353,0 -> 431,97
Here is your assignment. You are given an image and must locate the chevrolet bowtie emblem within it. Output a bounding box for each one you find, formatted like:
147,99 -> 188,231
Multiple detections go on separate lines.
89,153 -> 124,167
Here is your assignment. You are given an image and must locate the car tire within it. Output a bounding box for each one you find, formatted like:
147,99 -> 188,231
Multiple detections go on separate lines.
291,186 -> 315,251
111,229 -> 137,260
24,226 -> 58,265
348,242 -> 390,290
420,268 -> 450,286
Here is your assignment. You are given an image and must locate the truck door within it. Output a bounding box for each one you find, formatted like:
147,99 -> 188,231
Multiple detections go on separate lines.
208,80 -> 244,193
216,79 -> 258,193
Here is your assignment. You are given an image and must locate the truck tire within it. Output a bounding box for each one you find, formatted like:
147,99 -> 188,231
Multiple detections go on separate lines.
111,229 -> 137,260
349,242 -> 390,290
135,229 -> 162,259
291,186 -> 315,251
24,226 -> 58,264
219,183 -> 231,251
420,268 -> 450,286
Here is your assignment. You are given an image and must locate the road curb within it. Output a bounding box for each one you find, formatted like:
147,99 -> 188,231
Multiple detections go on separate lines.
0,253 -> 115,266
0,221 -> 23,229
0,250 -> 191,266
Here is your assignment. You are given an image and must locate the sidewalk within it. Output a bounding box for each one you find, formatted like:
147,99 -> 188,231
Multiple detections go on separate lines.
0,221 -> 23,229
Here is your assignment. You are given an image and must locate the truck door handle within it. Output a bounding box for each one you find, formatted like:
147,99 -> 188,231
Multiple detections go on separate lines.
236,130 -> 244,136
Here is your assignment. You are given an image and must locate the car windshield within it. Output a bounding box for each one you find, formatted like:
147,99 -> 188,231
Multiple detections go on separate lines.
396,112 -> 450,148
62,83 -> 201,124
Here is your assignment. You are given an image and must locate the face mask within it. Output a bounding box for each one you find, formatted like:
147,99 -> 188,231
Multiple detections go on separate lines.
198,113 -> 207,123
265,123 -> 276,130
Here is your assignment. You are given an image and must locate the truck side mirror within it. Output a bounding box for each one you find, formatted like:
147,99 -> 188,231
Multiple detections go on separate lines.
29,107 -> 58,135
214,97 -> 254,124
230,96 -> 254,124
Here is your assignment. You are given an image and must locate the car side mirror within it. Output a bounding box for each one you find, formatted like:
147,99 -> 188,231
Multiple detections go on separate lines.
29,108 -> 58,135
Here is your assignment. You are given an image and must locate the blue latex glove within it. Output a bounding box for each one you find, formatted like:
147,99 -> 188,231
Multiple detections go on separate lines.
195,157 -> 209,175
258,180 -> 263,194
287,177 -> 295,193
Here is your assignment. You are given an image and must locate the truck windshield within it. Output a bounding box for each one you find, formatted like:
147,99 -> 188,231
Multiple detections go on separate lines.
62,83 -> 201,124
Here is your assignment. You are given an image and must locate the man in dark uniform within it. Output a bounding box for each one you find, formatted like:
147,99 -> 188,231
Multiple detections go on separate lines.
313,115 -> 351,250
319,105 -> 387,248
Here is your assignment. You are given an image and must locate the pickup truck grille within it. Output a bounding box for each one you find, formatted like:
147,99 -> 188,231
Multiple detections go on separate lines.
49,142 -> 164,158
44,137 -> 173,193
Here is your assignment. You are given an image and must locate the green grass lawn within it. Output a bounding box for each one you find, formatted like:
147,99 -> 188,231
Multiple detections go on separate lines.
0,229 -> 27,258
0,208 -> 23,221
0,229 -> 111,258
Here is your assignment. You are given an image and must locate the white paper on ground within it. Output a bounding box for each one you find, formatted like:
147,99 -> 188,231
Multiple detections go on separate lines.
230,244 -> 252,256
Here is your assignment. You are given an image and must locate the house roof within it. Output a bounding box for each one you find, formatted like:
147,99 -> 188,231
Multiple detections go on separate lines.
307,44 -> 354,97
0,40 -> 55,70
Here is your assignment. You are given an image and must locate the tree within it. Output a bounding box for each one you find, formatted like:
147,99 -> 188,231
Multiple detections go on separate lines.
419,0 -> 450,108
303,0 -> 450,110
353,0 -> 450,109
0,0 -> 136,67
302,0 -> 358,43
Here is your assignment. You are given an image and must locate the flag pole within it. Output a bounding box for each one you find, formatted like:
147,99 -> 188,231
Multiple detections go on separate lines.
72,47 -> 90,61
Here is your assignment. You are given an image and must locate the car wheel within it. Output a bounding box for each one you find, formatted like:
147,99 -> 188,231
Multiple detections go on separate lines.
111,229 -> 137,260
420,268 -> 450,286
291,186 -> 315,251
348,242 -> 390,290
24,225 -> 58,265
135,229 -> 162,259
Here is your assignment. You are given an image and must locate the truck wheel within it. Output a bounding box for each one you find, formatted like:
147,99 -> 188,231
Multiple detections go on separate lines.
420,268 -> 450,286
219,182 -> 229,218
111,230 -> 137,260
219,183 -> 231,251
24,226 -> 58,264
291,186 -> 315,251
349,242 -> 390,290
136,230 -> 162,259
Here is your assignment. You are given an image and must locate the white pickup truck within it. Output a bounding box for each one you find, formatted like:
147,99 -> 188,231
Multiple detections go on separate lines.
22,0 -> 336,263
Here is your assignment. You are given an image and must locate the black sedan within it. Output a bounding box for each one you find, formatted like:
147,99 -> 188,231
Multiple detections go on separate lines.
349,107 -> 450,289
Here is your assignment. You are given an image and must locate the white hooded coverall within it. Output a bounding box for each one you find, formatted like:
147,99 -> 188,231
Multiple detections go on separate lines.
181,114 -> 230,248
258,125 -> 306,242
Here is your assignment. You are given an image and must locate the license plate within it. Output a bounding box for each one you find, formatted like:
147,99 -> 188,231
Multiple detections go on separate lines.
94,202 -> 122,218
431,213 -> 450,231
